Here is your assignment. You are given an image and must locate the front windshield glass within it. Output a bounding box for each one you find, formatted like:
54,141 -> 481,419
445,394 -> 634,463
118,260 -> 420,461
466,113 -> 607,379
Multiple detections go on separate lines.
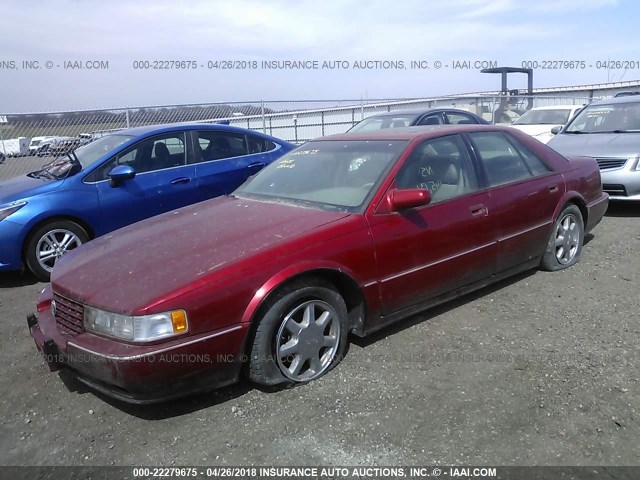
349,115 -> 417,132
565,102 -> 640,133
235,140 -> 408,211
513,108 -> 573,125
32,134 -> 134,180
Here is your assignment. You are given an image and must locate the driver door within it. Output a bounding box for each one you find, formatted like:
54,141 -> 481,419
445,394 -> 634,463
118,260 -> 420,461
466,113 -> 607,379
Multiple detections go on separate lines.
367,134 -> 497,316
89,132 -> 196,234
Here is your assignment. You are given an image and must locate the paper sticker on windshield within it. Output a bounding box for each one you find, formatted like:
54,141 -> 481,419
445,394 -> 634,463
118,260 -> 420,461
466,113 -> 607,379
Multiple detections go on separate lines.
277,159 -> 296,169
289,149 -> 319,156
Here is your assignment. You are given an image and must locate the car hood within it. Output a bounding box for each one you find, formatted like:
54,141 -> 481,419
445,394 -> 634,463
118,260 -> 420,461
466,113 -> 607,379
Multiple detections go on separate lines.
548,132 -> 640,158
52,196 -> 351,313
0,174 -> 65,205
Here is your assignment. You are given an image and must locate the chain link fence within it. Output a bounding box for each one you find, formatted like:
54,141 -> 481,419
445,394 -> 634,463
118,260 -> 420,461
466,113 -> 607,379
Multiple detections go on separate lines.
0,95 -> 595,180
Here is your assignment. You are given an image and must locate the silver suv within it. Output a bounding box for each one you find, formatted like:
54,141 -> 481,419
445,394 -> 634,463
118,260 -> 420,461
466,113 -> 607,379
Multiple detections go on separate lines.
548,96 -> 640,201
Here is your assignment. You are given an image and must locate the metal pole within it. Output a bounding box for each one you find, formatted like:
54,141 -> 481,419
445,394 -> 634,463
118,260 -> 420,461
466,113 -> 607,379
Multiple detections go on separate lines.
125,108 -> 130,128
261,101 -> 266,134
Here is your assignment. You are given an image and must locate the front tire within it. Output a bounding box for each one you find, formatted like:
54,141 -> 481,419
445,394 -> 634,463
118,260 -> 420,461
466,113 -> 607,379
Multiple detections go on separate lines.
247,279 -> 349,387
25,220 -> 89,282
540,204 -> 584,271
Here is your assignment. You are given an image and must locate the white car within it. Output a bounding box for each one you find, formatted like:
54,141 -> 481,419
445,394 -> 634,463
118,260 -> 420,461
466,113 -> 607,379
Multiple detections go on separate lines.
511,105 -> 584,144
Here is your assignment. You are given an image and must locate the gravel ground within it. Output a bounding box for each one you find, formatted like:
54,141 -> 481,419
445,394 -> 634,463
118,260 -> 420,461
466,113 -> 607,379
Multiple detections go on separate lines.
0,204 -> 638,467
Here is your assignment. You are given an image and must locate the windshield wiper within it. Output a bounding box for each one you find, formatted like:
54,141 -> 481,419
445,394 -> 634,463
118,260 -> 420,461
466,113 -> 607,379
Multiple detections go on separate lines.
593,129 -> 640,134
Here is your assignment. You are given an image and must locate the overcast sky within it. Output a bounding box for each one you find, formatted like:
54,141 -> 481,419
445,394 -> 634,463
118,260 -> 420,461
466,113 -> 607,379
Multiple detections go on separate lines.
1,0 -> 639,113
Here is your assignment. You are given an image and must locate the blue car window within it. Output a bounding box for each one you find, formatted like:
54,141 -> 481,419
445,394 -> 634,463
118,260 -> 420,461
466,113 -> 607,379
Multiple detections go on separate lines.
89,132 -> 186,181
195,131 -> 248,163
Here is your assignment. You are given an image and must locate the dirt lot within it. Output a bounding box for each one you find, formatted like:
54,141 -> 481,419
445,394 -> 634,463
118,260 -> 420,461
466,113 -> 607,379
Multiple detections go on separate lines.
0,203 -> 638,467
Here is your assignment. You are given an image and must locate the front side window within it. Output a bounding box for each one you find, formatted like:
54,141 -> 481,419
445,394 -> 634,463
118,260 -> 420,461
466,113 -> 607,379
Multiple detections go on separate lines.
468,132 -> 533,187
396,134 -> 478,203
236,140 -> 407,211
416,113 -> 443,126
89,132 -> 186,181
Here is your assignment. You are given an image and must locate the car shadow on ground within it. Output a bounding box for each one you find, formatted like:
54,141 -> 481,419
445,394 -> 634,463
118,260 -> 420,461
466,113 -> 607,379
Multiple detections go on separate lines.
0,271 -> 40,288
605,201 -> 640,217
351,268 -> 538,349
58,369 -> 255,420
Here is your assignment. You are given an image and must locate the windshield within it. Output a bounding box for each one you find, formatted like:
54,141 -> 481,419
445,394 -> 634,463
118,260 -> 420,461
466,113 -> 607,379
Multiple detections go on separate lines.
349,115 -> 418,132
235,140 -> 408,211
565,102 -> 640,133
30,134 -> 134,180
513,108 -> 573,125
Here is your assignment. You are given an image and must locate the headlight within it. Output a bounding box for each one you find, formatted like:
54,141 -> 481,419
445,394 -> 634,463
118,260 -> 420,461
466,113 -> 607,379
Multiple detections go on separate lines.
0,201 -> 27,221
633,157 -> 640,171
84,306 -> 188,342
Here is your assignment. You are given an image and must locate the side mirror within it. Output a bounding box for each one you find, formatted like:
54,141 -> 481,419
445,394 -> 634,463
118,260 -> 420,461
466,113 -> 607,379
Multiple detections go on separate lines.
550,126 -> 562,135
389,188 -> 432,211
108,165 -> 136,187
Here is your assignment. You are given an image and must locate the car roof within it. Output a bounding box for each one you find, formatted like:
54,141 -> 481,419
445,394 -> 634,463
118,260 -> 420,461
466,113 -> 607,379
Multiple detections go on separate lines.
589,96 -> 640,106
315,124 -> 510,142
118,122 -> 271,137
363,107 -> 476,118
526,105 -> 584,111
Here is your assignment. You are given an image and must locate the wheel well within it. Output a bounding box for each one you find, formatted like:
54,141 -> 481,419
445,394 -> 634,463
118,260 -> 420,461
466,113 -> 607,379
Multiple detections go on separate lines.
248,269 -> 367,339
564,197 -> 588,226
22,216 -> 95,260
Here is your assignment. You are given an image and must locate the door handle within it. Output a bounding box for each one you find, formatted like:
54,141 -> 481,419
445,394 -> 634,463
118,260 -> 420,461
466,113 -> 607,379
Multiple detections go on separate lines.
548,185 -> 559,193
470,204 -> 488,217
170,177 -> 191,185
248,162 -> 266,170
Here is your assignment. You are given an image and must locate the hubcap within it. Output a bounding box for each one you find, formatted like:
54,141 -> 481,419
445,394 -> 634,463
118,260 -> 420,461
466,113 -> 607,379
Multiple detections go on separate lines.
36,229 -> 83,273
275,300 -> 341,382
554,213 -> 580,264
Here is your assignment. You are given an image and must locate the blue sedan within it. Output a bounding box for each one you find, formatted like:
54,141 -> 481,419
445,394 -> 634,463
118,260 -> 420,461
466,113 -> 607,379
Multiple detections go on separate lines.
0,123 -> 294,280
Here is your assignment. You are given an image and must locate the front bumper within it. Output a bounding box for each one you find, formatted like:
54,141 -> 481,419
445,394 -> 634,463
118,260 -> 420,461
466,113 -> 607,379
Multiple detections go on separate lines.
28,299 -> 249,404
601,166 -> 640,201
0,219 -> 26,271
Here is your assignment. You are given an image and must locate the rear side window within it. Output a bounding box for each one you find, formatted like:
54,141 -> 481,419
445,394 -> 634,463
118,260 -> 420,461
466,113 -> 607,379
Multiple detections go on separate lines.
468,132 -> 532,187
195,131 -> 248,163
506,135 -> 551,175
445,112 -> 477,124
247,135 -> 277,154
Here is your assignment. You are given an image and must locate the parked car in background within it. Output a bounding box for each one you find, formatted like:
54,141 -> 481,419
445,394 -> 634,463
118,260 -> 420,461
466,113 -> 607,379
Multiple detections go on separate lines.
511,105 -> 584,144
548,96 -> 640,200
29,136 -> 57,155
0,123 -> 294,280
28,125 -> 607,403
348,108 -> 489,132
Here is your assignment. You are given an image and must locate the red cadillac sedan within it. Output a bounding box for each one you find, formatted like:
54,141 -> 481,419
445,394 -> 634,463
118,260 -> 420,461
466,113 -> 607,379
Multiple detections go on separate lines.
29,125 -> 608,403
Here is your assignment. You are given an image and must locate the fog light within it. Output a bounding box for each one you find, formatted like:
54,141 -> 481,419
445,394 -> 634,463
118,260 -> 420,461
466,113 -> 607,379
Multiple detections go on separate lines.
171,310 -> 188,333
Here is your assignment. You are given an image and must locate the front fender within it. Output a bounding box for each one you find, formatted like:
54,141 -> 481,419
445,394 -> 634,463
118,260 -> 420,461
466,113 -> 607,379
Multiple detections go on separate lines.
240,260 -> 366,325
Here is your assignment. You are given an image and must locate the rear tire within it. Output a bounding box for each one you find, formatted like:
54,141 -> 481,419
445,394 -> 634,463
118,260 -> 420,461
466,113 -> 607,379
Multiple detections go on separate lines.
540,204 -> 584,271
25,220 -> 89,282
247,278 -> 349,387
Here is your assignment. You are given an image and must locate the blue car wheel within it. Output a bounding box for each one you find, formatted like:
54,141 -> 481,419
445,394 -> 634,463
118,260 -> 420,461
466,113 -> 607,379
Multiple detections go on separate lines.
25,219 -> 90,281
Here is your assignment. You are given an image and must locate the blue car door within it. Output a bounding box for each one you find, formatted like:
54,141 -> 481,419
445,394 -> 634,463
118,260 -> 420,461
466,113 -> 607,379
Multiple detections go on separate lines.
192,130 -> 274,201
89,131 -> 196,234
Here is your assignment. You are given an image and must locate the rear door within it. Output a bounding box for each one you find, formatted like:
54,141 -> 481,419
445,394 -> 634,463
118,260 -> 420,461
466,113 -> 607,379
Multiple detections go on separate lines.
192,130 -> 276,201
466,131 -> 564,273
90,131 -> 196,233
368,134 -> 497,315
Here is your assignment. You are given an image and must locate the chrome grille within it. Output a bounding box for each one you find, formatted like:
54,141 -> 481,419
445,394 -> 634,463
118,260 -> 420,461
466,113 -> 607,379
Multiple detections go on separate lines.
53,293 -> 85,335
595,158 -> 627,170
